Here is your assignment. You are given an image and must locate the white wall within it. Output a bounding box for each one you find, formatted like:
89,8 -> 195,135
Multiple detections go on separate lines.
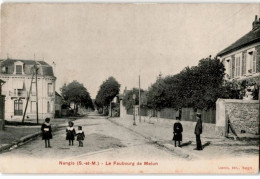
0,75 -> 56,122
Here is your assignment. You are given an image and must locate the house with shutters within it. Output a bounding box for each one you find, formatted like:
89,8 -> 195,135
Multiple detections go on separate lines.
217,15 -> 260,84
0,58 -> 56,122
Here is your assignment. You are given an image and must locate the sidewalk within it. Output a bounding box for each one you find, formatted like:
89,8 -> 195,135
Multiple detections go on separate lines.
108,116 -> 259,160
0,116 -> 83,153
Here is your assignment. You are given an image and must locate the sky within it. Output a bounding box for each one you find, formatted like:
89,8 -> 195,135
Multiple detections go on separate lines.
0,3 -> 260,98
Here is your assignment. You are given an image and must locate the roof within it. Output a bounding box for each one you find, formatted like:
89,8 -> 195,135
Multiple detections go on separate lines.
38,61 -> 49,65
0,58 -> 54,77
0,59 -> 38,66
55,91 -> 62,97
217,27 -> 260,57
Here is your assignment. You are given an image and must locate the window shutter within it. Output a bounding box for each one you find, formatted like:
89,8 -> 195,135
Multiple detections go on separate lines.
231,55 -> 235,78
253,51 -> 256,73
242,51 -> 246,75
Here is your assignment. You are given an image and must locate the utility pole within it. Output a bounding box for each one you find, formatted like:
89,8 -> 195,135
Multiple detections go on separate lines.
34,54 -> 39,124
35,65 -> 39,124
22,70 -> 35,124
133,93 -> 136,126
139,75 -> 141,123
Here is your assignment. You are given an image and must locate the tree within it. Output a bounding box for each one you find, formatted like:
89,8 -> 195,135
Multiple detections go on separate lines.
146,75 -> 168,110
61,80 -> 94,113
146,57 -> 243,110
122,88 -> 146,110
95,77 -> 120,113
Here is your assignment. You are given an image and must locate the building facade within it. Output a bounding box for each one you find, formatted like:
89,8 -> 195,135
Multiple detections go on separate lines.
217,15 -> 260,83
0,59 -> 56,122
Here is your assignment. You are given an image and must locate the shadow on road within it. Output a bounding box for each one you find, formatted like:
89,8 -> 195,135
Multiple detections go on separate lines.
202,141 -> 211,149
181,141 -> 192,147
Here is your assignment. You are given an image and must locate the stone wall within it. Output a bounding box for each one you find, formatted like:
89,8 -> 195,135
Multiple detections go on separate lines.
216,99 -> 259,136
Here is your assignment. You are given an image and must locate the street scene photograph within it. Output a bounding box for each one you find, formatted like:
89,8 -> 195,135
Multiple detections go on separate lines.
0,3 -> 259,174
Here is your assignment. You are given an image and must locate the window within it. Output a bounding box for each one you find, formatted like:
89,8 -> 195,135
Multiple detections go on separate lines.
235,56 -> 241,77
253,51 -> 256,73
47,101 -> 51,113
31,101 -> 36,113
16,65 -> 22,75
242,51 -> 247,75
13,89 -> 24,97
231,55 -> 235,78
14,100 -> 23,116
48,83 -> 53,96
31,85 -> 36,96
1,66 -> 8,73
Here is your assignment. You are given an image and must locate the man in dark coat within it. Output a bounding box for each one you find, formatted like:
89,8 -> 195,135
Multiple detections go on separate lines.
194,113 -> 203,150
173,116 -> 183,147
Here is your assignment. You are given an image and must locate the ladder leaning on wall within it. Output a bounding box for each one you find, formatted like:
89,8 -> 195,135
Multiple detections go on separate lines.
22,64 -> 39,124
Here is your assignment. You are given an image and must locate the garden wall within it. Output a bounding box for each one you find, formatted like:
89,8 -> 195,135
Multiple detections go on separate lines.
216,99 -> 259,136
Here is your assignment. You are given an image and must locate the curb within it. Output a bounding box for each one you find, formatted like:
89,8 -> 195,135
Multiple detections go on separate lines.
0,124 -> 58,153
107,118 -> 201,160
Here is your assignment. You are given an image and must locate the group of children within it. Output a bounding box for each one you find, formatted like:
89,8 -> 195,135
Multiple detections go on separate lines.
41,118 -> 85,148
66,121 -> 85,147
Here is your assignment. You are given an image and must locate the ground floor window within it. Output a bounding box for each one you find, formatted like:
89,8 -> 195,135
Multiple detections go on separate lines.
14,99 -> 23,116
47,101 -> 50,113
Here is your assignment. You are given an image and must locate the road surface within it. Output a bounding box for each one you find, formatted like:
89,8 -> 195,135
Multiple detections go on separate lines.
0,112 -> 183,160
1,113 -> 258,174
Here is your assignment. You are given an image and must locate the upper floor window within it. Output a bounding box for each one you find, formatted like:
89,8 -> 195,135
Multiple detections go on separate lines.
48,83 -> 53,96
16,65 -> 22,74
1,66 -> 8,73
13,61 -> 24,75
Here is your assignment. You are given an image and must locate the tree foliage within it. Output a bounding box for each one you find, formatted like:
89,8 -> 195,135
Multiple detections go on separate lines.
95,77 -> 121,108
146,57 -> 243,110
61,80 -> 94,110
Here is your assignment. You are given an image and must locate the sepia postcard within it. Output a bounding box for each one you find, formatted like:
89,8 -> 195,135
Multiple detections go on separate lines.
0,3 -> 259,174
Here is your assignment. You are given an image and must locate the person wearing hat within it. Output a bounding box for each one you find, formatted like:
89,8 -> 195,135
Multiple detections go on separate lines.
194,113 -> 203,150
173,116 -> 183,147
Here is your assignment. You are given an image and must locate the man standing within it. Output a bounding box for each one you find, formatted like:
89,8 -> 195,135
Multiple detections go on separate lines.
194,113 -> 203,150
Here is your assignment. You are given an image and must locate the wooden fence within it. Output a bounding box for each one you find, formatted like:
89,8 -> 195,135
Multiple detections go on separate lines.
126,107 -> 216,124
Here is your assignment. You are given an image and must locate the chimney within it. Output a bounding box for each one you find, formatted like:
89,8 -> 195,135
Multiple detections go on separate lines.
252,15 -> 260,30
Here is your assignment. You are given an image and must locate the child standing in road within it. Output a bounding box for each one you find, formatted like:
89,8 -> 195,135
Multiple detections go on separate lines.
66,121 -> 76,146
41,118 -> 52,148
173,116 -> 183,147
76,126 -> 85,147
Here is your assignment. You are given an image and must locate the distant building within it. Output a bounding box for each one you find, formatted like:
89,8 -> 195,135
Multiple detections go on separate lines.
55,91 -> 62,118
217,15 -> 260,83
0,79 -> 5,130
0,58 -> 56,121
